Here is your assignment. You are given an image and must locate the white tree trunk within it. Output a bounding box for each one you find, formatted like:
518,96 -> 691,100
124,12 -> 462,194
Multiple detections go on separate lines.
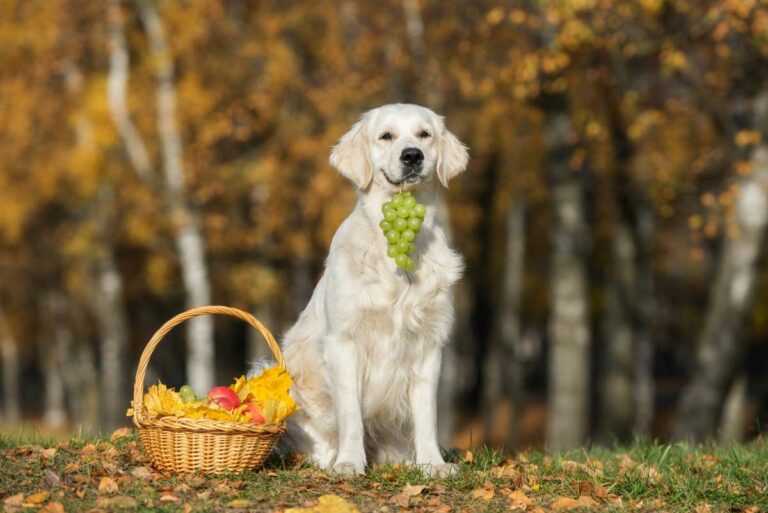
133,0 -> 215,395
92,236 -> 129,430
0,309 -> 21,424
483,201 -> 525,447
674,94 -> 768,441
719,374 -> 748,443
42,332 -> 66,429
546,113 -> 591,451
107,0 -> 153,182
598,222 -> 635,442
58,329 -> 100,432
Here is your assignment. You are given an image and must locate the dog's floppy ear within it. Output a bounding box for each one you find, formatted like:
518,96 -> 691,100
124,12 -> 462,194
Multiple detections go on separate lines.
436,125 -> 469,188
330,116 -> 373,190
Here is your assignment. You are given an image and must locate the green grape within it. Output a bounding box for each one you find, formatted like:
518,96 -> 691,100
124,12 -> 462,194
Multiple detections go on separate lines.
384,209 -> 398,222
407,217 -> 422,230
380,220 -> 393,232
413,204 -> 426,218
382,201 -> 393,214
386,230 -> 400,243
395,254 -> 409,268
401,229 -> 416,242
396,240 -> 411,254
391,195 -> 405,208
179,385 -> 197,403
403,195 -> 416,208
387,245 -> 401,258
402,256 -> 415,272
397,206 -> 410,218
394,218 -> 408,232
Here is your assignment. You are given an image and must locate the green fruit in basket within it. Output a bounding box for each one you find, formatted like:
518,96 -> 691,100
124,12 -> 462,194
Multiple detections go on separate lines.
179,385 -> 197,403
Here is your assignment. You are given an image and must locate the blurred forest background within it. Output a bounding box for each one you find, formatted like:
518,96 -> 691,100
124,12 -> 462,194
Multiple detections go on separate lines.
1,0 -> 768,452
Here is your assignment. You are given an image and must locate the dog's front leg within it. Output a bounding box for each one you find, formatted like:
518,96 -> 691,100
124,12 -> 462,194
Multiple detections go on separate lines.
324,334 -> 366,475
411,344 -> 458,477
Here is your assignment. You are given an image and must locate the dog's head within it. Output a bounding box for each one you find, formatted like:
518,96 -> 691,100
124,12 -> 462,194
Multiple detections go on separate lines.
330,104 -> 469,191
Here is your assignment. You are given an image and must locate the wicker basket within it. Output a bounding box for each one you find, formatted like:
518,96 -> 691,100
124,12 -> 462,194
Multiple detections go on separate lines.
131,305 -> 286,474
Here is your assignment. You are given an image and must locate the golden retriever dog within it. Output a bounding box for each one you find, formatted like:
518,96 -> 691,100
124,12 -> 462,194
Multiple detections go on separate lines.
254,103 -> 468,476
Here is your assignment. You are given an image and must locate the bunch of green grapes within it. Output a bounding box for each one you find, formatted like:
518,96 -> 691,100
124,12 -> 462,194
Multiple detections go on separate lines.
379,191 -> 426,271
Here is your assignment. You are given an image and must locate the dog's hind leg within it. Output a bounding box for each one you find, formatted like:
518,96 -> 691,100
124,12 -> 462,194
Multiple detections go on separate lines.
286,414 -> 337,469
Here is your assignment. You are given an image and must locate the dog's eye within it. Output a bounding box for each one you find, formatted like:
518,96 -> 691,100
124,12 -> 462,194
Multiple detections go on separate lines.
379,132 -> 393,141
418,130 -> 431,139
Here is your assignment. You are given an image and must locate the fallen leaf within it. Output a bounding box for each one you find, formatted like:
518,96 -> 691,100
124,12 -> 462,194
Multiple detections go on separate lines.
471,482 -> 495,501
80,444 -> 98,456
44,470 -> 62,488
577,481 -> 593,496
464,450 -> 474,463
226,499 -> 251,508
402,484 -> 427,496
130,466 -> 153,479
41,448 -> 58,460
284,494 -> 360,513
84,509 -> 107,513
506,489 -> 533,510
391,492 -> 411,508
96,496 -> 138,509
551,496 -> 598,510
38,502 -> 65,513
183,504 -> 192,513
695,503 -> 712,513
160,494 -> 180,503
4,494 -> 24,510
24,491 -> 50,506
97,477 -> 118,495
110,427 -> 132,442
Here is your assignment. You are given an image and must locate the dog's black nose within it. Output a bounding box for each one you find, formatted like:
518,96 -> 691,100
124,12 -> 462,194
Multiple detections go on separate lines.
400,147 -> 424,167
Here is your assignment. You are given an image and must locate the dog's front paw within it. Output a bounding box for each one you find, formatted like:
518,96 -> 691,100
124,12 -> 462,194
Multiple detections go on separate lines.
421,462 -> 459,478
332,461 -> 365,476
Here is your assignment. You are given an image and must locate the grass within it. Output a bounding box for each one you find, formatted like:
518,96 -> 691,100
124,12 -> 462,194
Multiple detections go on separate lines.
1,429 -> 766,512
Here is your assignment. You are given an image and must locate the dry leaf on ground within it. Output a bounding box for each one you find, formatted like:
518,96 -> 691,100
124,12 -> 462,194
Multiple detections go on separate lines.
551,495 -> 598,510
284,495 -> 360,513
37,502 -> 65,513
97,477 -> 118,495
471,482 -> 495,501
23,492 -> 50,506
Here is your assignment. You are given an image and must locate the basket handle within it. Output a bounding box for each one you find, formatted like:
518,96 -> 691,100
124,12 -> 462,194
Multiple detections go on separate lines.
131,305 -> 283,426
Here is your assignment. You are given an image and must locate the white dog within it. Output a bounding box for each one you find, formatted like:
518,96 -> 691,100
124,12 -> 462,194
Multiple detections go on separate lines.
258,103 -> 468,476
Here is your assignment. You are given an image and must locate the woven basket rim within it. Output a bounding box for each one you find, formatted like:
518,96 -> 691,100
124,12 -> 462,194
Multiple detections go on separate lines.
136,415 -> 286,434
131,305 -> 287,432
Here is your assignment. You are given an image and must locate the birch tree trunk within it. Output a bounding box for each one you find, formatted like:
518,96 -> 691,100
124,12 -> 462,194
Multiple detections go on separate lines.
546,112 -> 591,451
58,330 -> 100,431
673,93 -> 768,441
91,220 -> 129,430
598,221 -> 635,442
483,201 -> 525,447
719,374 -> 748,443
42,320 -> 67,428
109,0 -> 215,395
0,309 -> 20,424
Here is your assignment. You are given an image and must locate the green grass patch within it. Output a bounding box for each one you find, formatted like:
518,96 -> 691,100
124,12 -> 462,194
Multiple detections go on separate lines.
1,432 -> 766,512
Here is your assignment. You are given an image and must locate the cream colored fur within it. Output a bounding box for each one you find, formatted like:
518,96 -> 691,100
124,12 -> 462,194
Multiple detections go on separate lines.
254,104 -> 468,476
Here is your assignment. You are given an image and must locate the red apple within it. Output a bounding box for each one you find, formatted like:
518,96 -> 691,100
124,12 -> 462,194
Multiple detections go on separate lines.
244,402 -> 266,425
207,386 -> 241,410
